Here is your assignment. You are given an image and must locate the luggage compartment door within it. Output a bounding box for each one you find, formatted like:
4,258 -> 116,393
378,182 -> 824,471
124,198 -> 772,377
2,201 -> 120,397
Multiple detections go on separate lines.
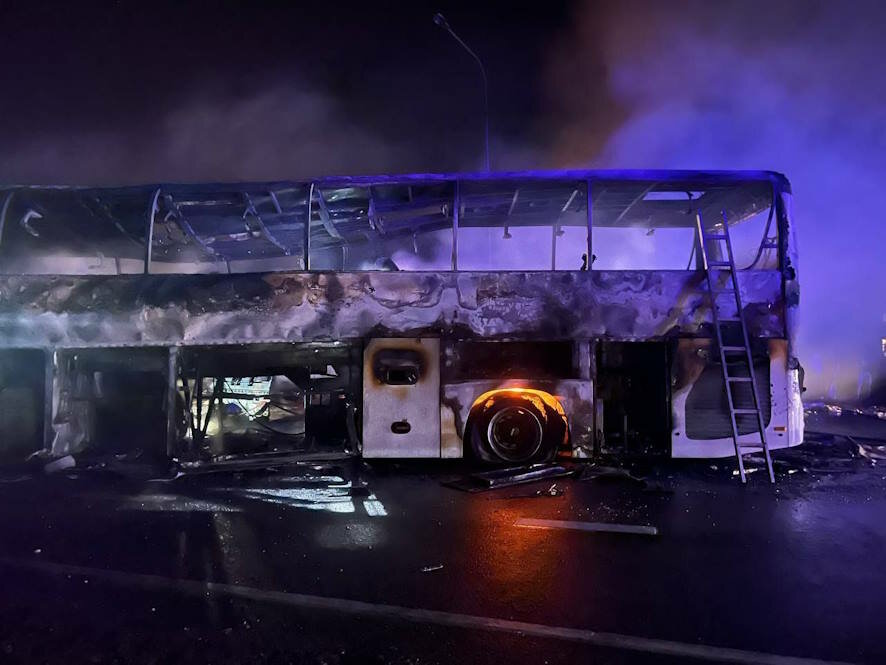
362,338 -> 440,458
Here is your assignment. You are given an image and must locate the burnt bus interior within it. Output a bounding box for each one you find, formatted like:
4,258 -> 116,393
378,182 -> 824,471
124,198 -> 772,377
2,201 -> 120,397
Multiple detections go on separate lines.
175,344 -> 360,461
596,342 -> 671,456
594,341 -> 772,456
0,176 -> 778,274
0,349 -> 45,463
52,348 -> 169,461
0,171 -> 792,467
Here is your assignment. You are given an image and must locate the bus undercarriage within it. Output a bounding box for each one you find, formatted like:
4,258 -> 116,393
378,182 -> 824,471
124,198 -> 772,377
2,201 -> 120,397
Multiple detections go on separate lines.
0,331 -> 802,468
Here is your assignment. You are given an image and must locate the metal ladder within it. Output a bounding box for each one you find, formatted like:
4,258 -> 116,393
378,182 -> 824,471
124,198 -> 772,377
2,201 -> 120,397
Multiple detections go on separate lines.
695,211 -> 775,483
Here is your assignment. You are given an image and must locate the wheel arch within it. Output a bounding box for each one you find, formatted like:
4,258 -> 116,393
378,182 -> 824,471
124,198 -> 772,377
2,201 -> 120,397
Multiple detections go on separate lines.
464,388 -> 568,463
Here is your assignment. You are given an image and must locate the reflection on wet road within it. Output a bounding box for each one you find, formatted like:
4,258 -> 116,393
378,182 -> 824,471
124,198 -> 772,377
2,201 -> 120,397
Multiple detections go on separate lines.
0,455 -> 883,664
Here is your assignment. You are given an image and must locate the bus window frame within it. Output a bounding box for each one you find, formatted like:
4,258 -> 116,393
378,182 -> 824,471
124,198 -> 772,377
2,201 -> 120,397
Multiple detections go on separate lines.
1,174 -> 785,277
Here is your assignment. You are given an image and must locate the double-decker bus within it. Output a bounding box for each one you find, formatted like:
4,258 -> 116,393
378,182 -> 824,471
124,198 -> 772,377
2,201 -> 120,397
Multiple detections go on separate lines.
0,170 -> 803,467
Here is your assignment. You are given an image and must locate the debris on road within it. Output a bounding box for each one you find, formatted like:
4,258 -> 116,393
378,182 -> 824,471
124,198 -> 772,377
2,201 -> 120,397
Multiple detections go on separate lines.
539,483 -> 563,497
766,432 -> 869,476
420,564 -> 444,573
514,517 -> 659,536
496,482 -> 568,499
43,455 -> 75,475
575,464 -> 646,486
174,452 -> 350,477
854,438 -> 886,462
443,464 -> 570,492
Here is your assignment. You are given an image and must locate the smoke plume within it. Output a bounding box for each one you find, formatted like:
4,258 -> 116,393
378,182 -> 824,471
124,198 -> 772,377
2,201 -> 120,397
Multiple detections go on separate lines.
0,84 -> 406,185
2,1 -> 884,402
546,0 -> 886,400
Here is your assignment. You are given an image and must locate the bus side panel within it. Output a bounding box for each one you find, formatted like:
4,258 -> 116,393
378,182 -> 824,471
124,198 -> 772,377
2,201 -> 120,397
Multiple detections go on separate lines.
0,271 -> 784,350
671,338 -> 795,458
362,338 -> 441,458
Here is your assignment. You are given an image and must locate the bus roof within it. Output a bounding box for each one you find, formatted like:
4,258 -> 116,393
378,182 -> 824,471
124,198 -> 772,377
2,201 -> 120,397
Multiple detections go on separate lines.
0,168 -> 790,192
0,169 -> 788,267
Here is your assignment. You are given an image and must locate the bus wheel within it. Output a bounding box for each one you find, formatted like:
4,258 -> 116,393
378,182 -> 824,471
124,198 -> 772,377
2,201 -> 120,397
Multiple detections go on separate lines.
469,396 -> 558,465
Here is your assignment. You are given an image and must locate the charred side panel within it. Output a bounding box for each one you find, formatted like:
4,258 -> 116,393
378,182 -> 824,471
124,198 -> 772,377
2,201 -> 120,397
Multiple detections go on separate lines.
48,348 -> 169,458
362,338 -> 440,458
671,338 -> 791,458
0,349 -> 45,460
0,270 -> 783,348
442,340 -> 575,380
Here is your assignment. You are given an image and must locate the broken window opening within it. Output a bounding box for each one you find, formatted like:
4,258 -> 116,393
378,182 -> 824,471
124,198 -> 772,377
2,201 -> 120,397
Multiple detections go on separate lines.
0,176 -> 781,276
47,348 -> 170,461
590,181 -> 777,271
456,180 -> 588,271
176,344 -> 361,463
308,182 -> 455,271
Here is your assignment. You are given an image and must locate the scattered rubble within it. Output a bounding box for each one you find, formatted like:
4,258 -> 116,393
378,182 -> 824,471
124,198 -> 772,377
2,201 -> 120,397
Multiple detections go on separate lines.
443,464 -> 570,492
43,455 -> 75,474
854,439 -> 886,462
539,483 -> 564,497
175,451 -> 352,477
574,464 -> 646,486
514,517 -> 659,536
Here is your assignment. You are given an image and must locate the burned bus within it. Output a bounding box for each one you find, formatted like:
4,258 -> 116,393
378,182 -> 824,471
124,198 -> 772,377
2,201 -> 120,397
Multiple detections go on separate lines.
0,170 -> 803,469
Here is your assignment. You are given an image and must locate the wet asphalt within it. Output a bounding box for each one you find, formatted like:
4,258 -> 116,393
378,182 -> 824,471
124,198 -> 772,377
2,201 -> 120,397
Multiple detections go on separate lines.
0,418 -> 884,664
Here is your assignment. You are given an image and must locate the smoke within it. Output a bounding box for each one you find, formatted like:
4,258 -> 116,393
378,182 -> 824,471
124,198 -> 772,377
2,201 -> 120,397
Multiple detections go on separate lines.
2,2 -> 884,401
546,0 -> 886,400
0,84 -> 407,185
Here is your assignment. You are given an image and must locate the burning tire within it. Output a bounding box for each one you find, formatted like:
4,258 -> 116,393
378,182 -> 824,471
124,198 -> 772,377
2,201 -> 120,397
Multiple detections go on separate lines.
467,390 -> 566,464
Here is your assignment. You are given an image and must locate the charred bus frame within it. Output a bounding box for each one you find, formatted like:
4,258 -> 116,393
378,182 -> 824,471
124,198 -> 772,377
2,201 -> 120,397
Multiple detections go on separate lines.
0,170 -> 803,466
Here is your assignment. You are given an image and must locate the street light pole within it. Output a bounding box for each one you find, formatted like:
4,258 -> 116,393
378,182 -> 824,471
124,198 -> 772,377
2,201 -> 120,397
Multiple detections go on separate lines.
433,13 -> 490,172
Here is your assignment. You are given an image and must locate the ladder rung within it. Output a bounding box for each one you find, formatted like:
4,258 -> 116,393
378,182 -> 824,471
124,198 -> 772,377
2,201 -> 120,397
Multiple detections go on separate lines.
738,444 -> 765,449
710,289 -> 735,295
721,346 -> 746,352
727,376 -> 753,382
705,234 -> 727,240
718,317 -> 742,323
733,408 -> 760,414
708,261 -> 732,268
761,242 -> 778,249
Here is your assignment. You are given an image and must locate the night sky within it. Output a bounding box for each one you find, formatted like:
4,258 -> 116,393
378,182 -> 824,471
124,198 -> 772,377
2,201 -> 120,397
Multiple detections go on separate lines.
0,0 -> 586,178
1,0 -> 884,400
